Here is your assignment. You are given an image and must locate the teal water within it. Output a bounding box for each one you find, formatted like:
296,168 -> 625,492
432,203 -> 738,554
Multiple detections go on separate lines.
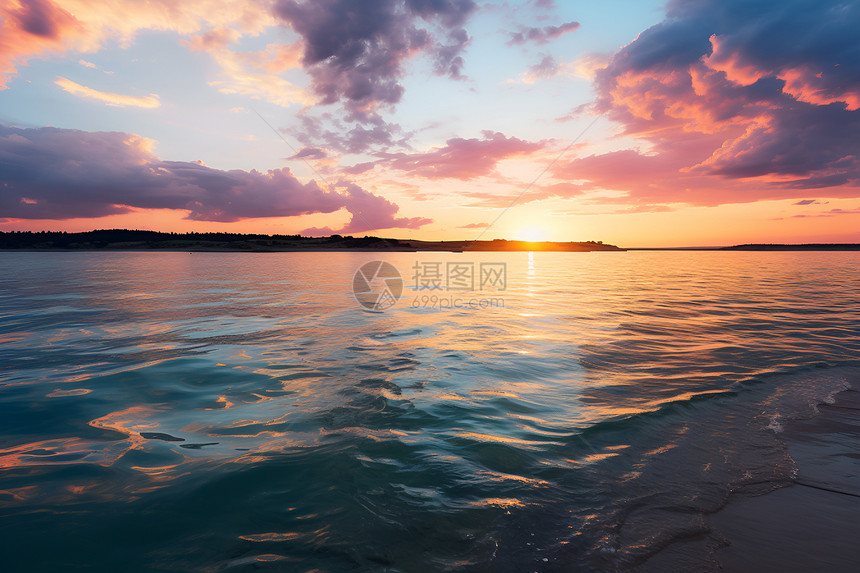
1,251 -> 858,571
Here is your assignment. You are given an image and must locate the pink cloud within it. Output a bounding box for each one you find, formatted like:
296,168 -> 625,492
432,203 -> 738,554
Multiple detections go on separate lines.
236,42 -> 303,73
702,34 -> 768,87
382,131 -> 545,180
182,27 -> 240,51
300,182 -> 430,236
564,0 -> 860,208
778,66 -> 860,111
342,161 -> 376,175
0,0 -> 83,88
0,1 -> 274,88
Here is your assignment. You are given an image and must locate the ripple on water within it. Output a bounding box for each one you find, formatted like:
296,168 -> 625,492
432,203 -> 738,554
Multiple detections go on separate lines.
1,251 -> 859,571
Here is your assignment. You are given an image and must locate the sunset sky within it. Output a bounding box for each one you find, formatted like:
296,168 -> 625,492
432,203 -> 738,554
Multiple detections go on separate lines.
1,0 -> 859,247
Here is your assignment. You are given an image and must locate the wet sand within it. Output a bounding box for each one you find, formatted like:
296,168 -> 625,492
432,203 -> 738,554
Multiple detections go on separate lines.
638,389 -> 860,572
711,388 -> 860,571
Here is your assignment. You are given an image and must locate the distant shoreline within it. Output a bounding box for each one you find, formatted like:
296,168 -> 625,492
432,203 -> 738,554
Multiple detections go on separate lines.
2,231 -> 858,252
720,244 -> 860,251
631,244 -> 860,251
0,230 -> 624,252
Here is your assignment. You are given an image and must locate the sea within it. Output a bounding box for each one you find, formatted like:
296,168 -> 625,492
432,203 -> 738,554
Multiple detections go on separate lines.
0,250 -> 858,572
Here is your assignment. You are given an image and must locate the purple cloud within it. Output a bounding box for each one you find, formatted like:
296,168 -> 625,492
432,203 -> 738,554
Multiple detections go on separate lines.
274,0 -> 477,120
342,161 -> 376,175
432,27 -> 471,79
508,21 -> 580,46
776,206 -> 860,220
9,0 -> 66,38
524,54 -> 558,81
0,125 -> 430,233
296,113 -> 412,155
289,147 -> 328,160
301,181 -> 430,235
793,199 -> 827,206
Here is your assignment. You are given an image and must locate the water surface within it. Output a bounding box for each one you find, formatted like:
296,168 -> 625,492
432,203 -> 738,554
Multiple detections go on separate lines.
1,251 -> 858,571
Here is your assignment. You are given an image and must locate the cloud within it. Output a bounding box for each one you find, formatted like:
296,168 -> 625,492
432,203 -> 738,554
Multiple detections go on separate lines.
54,76 -> 160,108
515,53 -> 605,85
570,52 -> 609,81
459,222 -> 489,228
204,51 -> 311,107
273,0 -> 477,119
0,0 -> 83,88
381,131 -> 545,180
182,30 -> 311,107
457,180 -> 580,208
234,42 -> 303,74
296,113 -> 412,155
300,181 -> 431,235
342,161 -> 376,175
558,0 -> 860,207
522,54 -> 558,83
290,147 -> 328,160
507,21 -> 580,46
0,0 -> 476,151
458,190 -> 529,208
0,0 -> 305,109
432,26 -> 471,80
182,27 -> 240,51
0,124 -> 430,234
793,199 -> 827,206
0,0 -> 276,88
561,205 -> 675,217
11,0 -> 67,38
775,206 -> 860,220
552,137 -> 860,208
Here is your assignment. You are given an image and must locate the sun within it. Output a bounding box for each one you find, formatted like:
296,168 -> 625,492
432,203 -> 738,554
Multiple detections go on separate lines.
516,226 -> 548,242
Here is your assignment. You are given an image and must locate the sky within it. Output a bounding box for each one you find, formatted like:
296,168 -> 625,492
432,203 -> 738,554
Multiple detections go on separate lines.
1,0 -> 859,247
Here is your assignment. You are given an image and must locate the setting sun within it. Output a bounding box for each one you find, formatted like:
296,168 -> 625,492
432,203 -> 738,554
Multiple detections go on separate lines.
516,226 -> 549,242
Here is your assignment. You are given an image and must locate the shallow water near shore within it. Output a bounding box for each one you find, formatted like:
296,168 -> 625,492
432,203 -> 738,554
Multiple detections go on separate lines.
1,250 -> 859,571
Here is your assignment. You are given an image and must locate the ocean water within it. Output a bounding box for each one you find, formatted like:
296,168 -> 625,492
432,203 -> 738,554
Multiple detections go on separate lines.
0,250 -> 858,572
